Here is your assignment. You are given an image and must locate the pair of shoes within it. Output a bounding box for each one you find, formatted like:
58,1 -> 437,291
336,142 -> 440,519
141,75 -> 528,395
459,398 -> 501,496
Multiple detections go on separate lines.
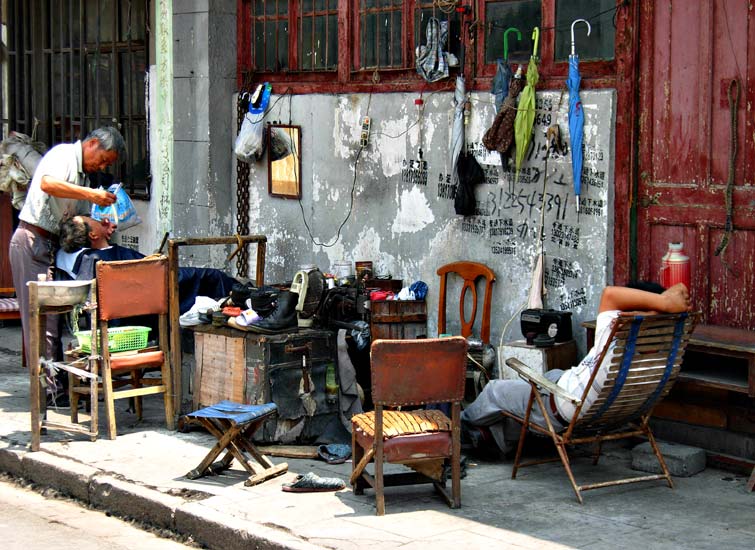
281,472 -> 346,493
245,291 -> 298,334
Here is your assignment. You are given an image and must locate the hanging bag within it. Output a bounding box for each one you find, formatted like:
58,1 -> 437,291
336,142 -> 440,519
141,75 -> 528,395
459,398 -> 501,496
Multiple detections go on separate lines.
234,83 -> 272,163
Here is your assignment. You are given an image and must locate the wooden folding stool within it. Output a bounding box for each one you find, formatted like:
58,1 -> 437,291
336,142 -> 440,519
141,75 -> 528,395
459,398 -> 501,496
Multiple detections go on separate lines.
185,400 -> 288,486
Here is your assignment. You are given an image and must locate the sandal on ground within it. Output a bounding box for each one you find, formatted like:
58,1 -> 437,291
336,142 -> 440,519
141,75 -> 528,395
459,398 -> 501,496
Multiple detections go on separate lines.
281,472 -> 346,493
317,444 -> 352,465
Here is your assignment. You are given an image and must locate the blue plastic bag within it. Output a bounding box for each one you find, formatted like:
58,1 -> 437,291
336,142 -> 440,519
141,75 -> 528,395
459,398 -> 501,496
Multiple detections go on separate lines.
91,183 -> 142,230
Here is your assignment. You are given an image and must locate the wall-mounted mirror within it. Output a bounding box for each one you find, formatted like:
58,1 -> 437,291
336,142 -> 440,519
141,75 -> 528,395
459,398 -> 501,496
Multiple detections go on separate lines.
267,124 -> 301,199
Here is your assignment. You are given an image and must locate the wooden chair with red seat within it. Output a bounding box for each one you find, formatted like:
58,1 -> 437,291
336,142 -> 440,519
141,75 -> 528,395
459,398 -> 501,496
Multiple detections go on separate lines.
350,337 -> 467,516
94,256 -> 175,439
437,261 -> 495,401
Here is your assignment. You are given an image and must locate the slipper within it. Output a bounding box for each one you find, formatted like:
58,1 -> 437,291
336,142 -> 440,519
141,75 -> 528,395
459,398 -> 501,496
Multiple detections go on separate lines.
281,472 -> 346,493
317,444 -> 352,465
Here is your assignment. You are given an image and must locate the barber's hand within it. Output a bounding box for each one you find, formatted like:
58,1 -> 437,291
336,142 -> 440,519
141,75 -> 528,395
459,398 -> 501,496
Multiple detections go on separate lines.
91,189 -> 117,207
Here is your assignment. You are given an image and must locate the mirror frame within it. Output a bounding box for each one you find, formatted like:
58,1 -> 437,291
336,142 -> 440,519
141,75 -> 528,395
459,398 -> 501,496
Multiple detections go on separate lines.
267,124 -> 302,199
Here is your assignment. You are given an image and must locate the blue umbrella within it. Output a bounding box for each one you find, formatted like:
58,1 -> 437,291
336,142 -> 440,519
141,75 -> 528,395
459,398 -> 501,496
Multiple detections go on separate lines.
567,19 -> 591,217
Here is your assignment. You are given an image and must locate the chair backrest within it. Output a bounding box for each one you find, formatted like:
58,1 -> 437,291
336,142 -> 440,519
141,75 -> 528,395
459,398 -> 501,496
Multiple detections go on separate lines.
96,257 -> 169,321
370,337 -> 467,407
437,261 -> 495,343
576,311 -> 700,431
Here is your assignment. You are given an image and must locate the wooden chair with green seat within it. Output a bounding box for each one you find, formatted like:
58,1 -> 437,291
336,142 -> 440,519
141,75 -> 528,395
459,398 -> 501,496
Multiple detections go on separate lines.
93,256 -> 175,439
350,337 -> 467,515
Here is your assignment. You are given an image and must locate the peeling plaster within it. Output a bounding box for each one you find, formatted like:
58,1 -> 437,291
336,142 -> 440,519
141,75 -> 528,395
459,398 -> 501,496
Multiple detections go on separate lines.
391,187 -> 434,236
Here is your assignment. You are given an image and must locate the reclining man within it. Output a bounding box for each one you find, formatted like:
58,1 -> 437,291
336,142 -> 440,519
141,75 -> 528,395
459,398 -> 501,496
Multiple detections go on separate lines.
56,215 -> 239,315
462,282 -> 692,454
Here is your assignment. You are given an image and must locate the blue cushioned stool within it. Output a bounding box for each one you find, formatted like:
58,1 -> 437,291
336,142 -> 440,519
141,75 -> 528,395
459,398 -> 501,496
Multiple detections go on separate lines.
185,400 -> 288,486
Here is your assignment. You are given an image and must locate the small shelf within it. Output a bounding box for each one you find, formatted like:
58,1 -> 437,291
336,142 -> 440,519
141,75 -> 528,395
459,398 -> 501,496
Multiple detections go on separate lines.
677,371 -> 749,393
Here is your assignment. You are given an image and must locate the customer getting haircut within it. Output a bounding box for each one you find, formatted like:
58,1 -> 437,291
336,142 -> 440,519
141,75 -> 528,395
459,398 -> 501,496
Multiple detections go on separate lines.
59,217 -> 91,253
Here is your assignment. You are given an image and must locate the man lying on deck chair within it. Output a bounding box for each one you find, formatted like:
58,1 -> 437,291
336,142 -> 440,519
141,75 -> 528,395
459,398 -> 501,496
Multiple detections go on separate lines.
56,215 -> 239,315
462,282 -> 692,455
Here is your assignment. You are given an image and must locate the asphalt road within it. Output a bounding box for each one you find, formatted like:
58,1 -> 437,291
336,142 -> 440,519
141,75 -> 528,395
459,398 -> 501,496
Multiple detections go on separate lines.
0,476 -> 196,550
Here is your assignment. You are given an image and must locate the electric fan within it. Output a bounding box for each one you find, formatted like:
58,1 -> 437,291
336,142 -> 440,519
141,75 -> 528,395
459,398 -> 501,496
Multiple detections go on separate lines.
290,266 -> 325,327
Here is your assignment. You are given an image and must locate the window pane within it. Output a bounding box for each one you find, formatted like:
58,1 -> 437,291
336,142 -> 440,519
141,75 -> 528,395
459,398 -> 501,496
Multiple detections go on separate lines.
359,1 -> 403,69
555,0 -> 615,61
298,1 -> 338,71
86,53 -> 113,118
484,0 -> 541,64
252,1 -> 289,71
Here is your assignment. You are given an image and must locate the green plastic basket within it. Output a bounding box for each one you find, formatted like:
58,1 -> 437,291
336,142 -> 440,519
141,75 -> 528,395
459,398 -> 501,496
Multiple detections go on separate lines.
75,326 -> 151,353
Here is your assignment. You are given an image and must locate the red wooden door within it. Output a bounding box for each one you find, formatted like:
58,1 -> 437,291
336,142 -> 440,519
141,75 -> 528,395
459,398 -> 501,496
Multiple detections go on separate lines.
637,0 -> 755,329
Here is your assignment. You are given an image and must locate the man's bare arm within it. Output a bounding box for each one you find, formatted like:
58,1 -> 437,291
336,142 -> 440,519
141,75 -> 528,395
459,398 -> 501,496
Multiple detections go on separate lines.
40,175 -> 116,206
598,283 -> 691,314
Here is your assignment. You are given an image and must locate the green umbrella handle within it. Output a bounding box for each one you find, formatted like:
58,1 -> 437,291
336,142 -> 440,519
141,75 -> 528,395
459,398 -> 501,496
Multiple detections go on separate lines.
531,27 -> 540,59
503,27 -> 522,61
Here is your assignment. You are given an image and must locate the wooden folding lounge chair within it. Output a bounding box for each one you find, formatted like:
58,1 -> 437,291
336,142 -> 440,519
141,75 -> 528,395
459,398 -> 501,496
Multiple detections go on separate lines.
185,400 -> 288,487
504,311 -> 700,503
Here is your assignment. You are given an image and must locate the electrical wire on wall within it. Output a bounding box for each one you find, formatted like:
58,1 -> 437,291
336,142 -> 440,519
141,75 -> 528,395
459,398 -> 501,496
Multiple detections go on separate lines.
296,90 -> 373,248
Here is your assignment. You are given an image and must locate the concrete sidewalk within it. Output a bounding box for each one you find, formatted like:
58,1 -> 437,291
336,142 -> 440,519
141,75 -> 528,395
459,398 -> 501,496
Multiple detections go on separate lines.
0,323 -> 753,550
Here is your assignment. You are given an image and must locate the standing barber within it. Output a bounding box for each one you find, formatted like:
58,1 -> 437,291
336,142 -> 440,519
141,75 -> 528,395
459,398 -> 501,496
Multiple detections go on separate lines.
9,126 -> 125,370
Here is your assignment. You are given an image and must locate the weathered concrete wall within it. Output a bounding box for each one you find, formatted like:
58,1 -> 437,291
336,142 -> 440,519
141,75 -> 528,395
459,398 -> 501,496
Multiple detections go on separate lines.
122,0 -> 237,264
239,89 -> 616,353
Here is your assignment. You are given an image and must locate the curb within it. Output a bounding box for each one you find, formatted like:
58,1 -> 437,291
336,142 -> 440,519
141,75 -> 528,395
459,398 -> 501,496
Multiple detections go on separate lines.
0,441 -> 323,550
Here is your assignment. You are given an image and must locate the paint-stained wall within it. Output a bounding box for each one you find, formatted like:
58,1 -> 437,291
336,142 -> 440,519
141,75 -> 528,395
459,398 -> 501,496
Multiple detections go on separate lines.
240,89 -> 616,353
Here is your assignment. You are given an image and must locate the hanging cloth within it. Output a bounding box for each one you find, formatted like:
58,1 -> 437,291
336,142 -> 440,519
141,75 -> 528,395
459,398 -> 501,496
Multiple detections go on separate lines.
416,17 -> 450,83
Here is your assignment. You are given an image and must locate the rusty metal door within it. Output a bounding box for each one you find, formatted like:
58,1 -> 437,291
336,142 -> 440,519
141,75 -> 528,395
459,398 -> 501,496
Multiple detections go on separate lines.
637,0 -> 755,329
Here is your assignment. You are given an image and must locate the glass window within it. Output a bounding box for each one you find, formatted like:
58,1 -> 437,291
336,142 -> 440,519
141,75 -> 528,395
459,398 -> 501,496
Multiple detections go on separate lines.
6,0 -> 150,197
485,0 -> 542,64
555,0 -> 615,61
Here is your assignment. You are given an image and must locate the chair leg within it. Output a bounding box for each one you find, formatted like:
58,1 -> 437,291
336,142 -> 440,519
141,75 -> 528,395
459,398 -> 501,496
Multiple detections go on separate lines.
645,425 -> 674,489
130,371 -> 143,420
451,404 -> 461,509
592,439 -> 603,466
102,364 -> 117,440
69,371 -> 79,424
351,429 -> 366,495
512,389 -> 536,480
375,445 -> 385,516
89,357 -> 99,441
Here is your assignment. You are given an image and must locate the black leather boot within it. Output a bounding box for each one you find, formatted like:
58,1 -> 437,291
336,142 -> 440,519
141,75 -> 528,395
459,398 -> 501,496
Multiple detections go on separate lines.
246,291 -> 298,334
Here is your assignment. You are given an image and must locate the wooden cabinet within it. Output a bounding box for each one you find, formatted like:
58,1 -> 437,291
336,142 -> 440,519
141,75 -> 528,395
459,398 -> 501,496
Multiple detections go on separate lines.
369,300 -> 427,340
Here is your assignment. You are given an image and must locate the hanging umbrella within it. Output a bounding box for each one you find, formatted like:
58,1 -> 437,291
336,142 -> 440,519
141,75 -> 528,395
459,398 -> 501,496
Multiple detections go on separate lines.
450,76 -> 466,189
567,19 -> 591,217
514,27 -> 540,182
491,28 -> 521,113
482,66 -> 524,168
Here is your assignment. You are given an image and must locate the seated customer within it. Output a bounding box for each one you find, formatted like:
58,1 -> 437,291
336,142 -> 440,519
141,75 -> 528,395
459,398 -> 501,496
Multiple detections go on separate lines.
57,216 -> 239,314
462,283 -> 692,454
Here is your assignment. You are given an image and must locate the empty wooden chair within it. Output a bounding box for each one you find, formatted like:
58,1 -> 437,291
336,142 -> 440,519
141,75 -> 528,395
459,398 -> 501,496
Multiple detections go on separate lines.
504,311 -> 700,503
350,337 -> 467,515
94,256 -> 175,439
437,261 -> 495,342
437,261 -> 495,402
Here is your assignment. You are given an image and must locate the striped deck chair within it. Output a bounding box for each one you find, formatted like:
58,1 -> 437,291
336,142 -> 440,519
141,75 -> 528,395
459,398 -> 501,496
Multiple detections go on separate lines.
504,311 -> 700,503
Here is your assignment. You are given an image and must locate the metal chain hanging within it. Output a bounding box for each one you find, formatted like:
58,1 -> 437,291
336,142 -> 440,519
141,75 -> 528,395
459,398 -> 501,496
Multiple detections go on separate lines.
235,93 -> 251,278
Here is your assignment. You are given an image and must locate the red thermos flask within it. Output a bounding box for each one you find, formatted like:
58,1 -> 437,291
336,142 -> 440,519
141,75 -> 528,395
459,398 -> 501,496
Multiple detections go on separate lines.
660,242 -> 690,289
